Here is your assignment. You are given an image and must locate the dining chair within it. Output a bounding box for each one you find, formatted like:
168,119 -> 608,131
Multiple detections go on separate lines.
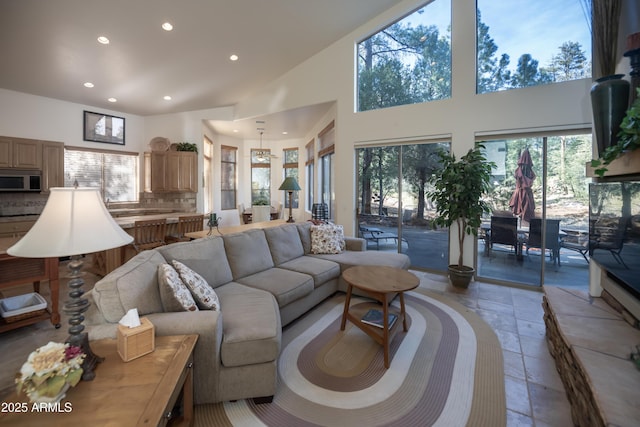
487,215 -> 519,257
122,218 -> 167,263
526,218 -> 561,265
165,215 -> 205,243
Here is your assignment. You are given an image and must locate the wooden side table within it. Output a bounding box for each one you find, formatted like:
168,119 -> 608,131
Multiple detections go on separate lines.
2,334 -> 198,427
340,265 -> 419,368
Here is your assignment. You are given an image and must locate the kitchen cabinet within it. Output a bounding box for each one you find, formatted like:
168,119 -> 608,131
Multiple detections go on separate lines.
144,151 -> 197,193
0,137 -> 42,169
0,220 -> 36,238
41,141 -> 65,191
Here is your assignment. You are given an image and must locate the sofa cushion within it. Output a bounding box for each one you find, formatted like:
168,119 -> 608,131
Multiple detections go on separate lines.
237,267 -> 314,308
158,236 -> 233,288
278,256 -> 340,288
172,260 -> 220,311
264,224 -> 304,265
93,250 -> 166,323
311,250 -> 411,271
215,282 -> 281,367
158,263 -> 198,312
222,229 -> 274,279
311,223 -> 346,254
296,222 -> 313,254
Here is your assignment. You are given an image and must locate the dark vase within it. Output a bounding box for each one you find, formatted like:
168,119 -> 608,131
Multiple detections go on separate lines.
590,74 -> 630,155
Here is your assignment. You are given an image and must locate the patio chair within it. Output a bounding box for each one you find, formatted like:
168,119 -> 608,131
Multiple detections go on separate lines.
560,231 -> 590,263
487,216 -> 520,257
526,218 -> 561,265
359,224 -> 401,250
590,217 -> 628,268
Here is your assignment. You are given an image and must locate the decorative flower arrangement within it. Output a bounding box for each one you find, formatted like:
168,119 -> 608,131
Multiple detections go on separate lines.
15,342 -> 85,402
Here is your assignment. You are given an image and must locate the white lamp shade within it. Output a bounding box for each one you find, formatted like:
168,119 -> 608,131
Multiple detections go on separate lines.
8,187 -> 133,258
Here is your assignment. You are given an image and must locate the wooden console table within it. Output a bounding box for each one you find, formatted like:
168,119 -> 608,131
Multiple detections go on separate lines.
0,237 -> 60,332
2,334 -> 198,427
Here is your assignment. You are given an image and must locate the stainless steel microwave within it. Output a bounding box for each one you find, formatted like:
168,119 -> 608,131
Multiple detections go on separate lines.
0,169 -> 42,192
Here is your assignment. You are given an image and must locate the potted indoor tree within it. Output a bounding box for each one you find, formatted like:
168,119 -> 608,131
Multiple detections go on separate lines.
427,146 -> 495,288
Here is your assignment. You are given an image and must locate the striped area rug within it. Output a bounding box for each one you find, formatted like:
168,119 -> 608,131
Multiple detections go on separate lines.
195,288 -> 506,427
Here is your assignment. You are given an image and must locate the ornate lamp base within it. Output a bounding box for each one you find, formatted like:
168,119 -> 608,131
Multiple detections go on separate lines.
64,255 -> 103,381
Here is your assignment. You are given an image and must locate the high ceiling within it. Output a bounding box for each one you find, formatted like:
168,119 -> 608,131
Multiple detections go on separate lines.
0,0 -> 403,139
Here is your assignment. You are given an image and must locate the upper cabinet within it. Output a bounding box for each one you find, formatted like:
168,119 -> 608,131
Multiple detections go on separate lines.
144,151 -> 197,193
0,137 -> 42,169
41,141 -> 65,192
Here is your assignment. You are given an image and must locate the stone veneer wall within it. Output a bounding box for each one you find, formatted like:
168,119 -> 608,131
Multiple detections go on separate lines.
0,193 -> 48,216
542,286 -> 640,427
138,191 -> 197,212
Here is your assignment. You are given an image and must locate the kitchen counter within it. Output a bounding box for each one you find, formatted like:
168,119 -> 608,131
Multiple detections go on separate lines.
91,212 -> 202,276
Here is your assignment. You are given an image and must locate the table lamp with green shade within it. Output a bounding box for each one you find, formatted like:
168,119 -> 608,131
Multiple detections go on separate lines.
8,186 -> 133,380
278,177 -> 301,223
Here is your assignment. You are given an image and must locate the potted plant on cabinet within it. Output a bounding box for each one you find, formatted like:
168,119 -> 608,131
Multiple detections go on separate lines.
427,146 -> 495,288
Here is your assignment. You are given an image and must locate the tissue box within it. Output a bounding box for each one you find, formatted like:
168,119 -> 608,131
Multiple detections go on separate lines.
117,317 -> 155,362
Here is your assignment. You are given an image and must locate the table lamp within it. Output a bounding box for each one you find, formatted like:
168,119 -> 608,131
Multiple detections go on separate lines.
278,177 -> 301,223
8,186 -> 133,380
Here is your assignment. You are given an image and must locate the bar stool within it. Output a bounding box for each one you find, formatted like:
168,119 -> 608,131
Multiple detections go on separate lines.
122,218 -> 167,263
166,215 -> 205,243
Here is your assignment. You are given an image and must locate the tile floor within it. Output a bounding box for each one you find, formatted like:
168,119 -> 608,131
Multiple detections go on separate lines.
412,270 -> 573,427
0,261 -> 573,426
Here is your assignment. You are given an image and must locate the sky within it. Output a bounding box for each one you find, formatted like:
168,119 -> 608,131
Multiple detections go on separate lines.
408,0 -> 592,73
478,0 -> 591,71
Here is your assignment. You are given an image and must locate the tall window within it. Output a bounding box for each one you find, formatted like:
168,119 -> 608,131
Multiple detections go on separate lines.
221,145 -> 237,210
251,149 -> 271,204
357,0 -> 451,112
305,139 -> 315,210
318,121 -> 335,219
476,0 -> 591,94
64,147 -> 138,202
203,136 -> 213,212
283,148 -> 299,209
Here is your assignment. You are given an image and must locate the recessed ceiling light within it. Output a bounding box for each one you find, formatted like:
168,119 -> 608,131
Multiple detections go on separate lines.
162,22 -> 173,31
163,95 -> 172,101
229,54 -> 238,61
97,36 -> 110,45
84,82 -> 94,88
233,129 -> 239,133
108,97 -> 117,103
282,131 -> 288,135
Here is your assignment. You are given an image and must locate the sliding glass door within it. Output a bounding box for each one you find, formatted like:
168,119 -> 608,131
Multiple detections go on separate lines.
477,133 -> 591,288
356,142 -> 449,272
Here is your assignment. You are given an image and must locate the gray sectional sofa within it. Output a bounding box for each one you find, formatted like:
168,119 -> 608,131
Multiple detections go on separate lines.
85,222 -> 410,404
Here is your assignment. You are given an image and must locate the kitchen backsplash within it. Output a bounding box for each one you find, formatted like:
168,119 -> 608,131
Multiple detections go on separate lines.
0,193 -> 48,216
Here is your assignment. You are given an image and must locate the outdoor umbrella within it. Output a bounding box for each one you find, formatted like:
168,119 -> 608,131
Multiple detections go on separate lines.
509,148 -> 536,223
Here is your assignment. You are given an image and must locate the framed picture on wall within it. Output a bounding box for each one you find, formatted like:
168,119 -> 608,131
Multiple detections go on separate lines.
83,110 -> 125,145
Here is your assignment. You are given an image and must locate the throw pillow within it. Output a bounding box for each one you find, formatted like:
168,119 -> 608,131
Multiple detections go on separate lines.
310,223 -> 346,254
157,263 -> 198,312
172,260 -> 220,311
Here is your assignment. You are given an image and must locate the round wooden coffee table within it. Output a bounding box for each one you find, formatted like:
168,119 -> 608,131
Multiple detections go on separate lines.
340,265 -> 419,368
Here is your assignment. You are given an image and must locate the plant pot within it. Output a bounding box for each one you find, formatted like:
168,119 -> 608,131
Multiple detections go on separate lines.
448,265 -> 474,288
591,74 -> 630,156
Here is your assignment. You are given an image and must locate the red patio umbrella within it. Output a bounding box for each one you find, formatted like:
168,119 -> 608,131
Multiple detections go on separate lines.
509,148 -> 536,223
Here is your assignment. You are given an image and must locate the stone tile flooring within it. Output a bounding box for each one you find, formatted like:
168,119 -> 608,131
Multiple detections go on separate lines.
0,262 -> 573,426
412,270 -> 573,427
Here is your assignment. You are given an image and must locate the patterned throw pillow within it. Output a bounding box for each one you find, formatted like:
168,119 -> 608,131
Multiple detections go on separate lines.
157,263 -> 198,312
172,260 -> 220,311
310,223 -> 346,254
